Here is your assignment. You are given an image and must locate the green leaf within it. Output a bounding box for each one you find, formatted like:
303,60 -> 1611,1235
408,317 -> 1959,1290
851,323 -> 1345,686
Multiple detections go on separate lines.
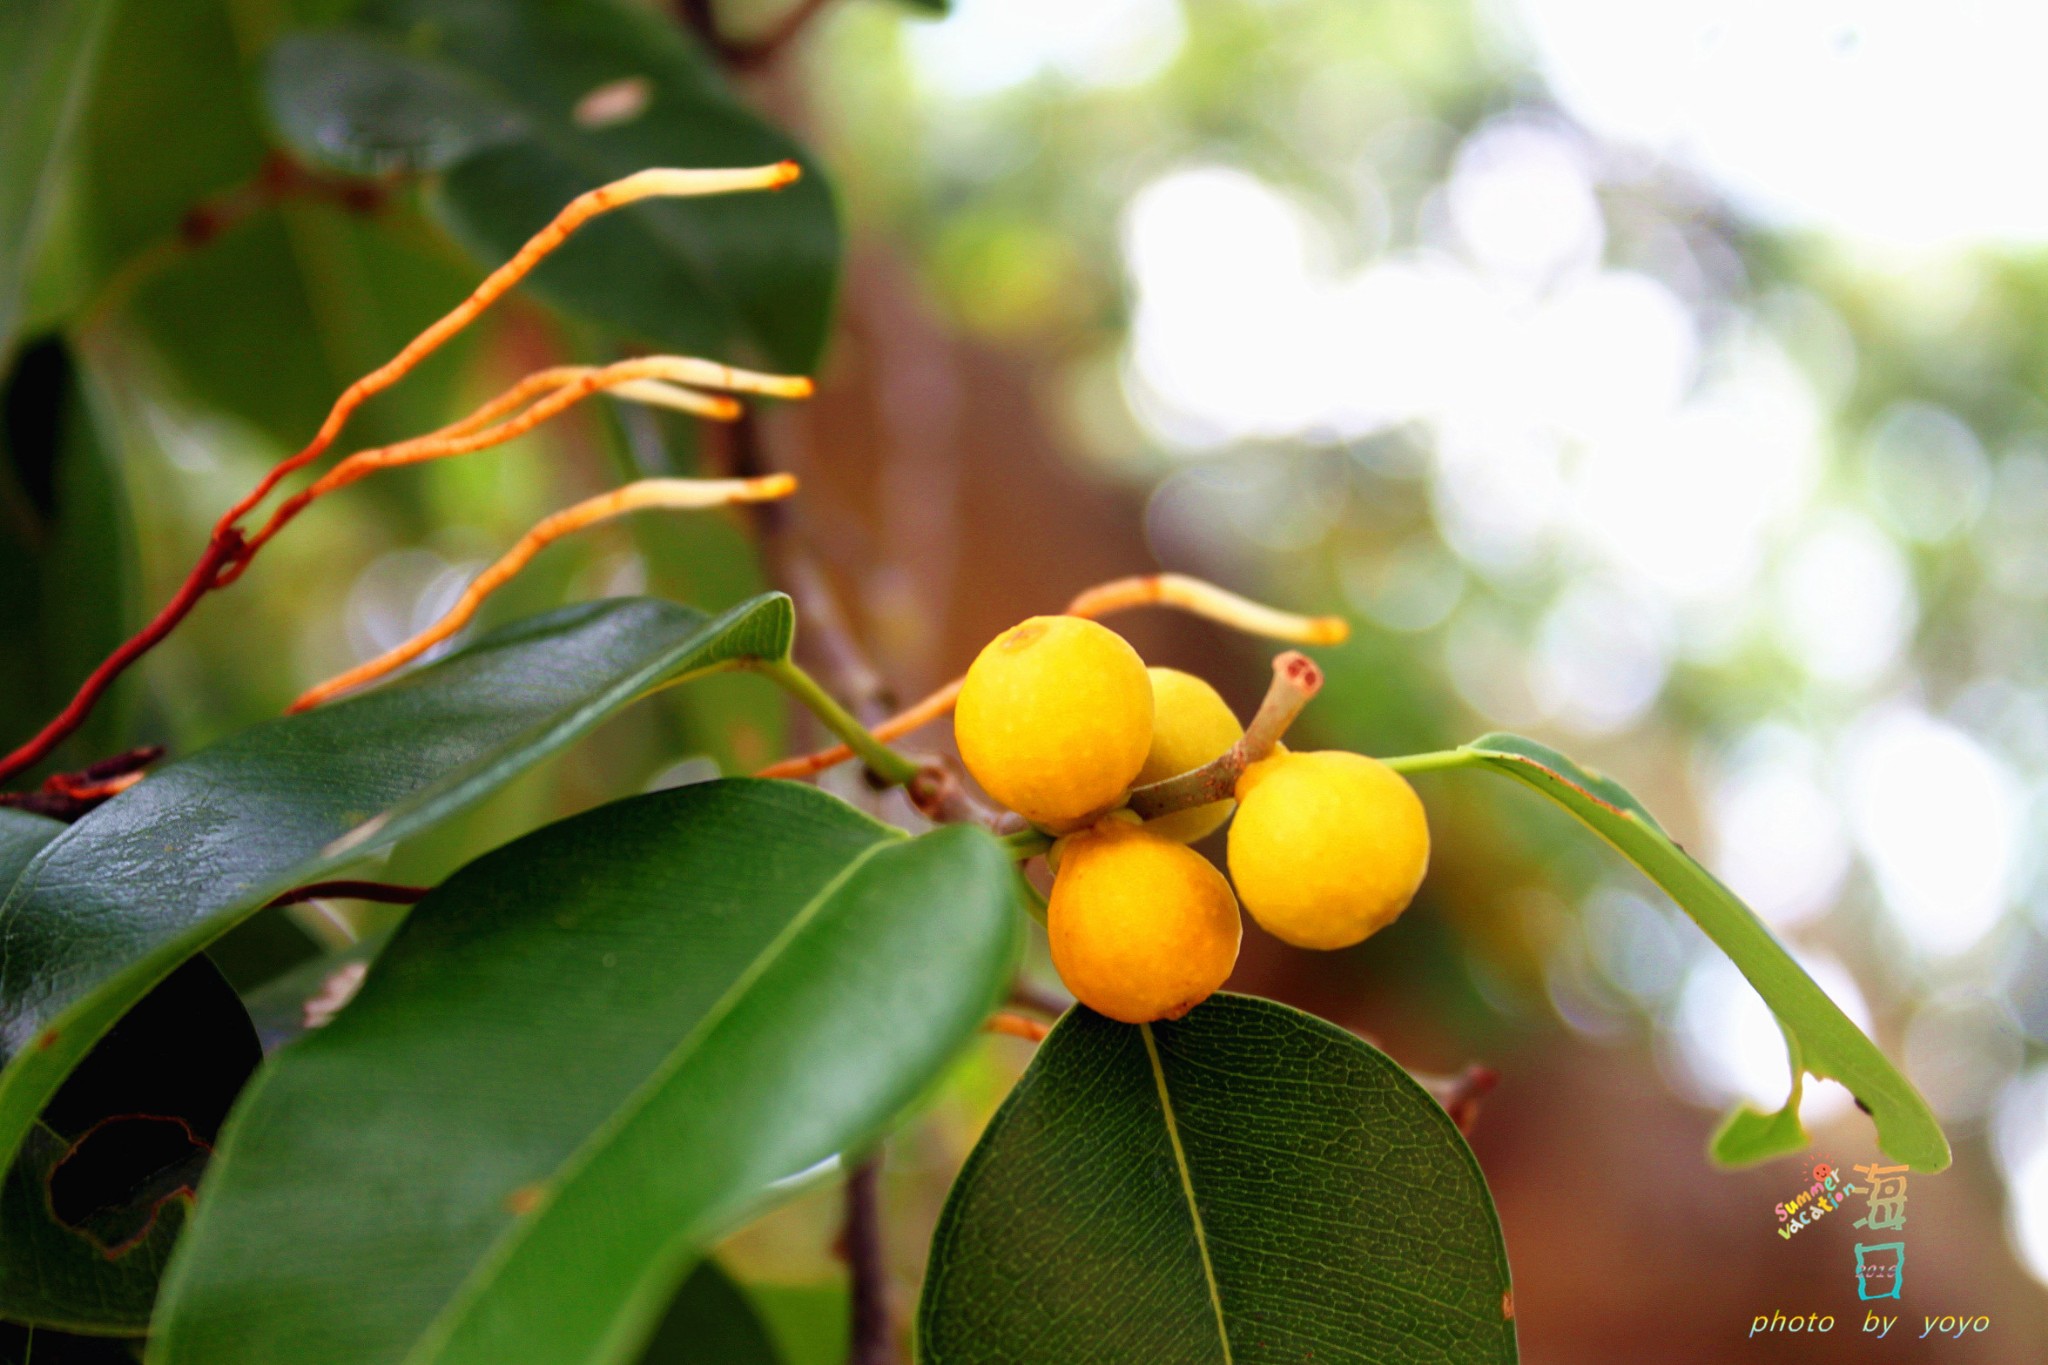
0,592 -> 794,1184
744,1284 -> 844,1365
0,956 -> 260,1333
0,337 -> 139,769
919,993 -> 1518,1365
266,0 -> 842,371
0,0 -> 115,360
636,1261 -> 783,1365
0,810 -> 63,885
1455,732 -> 1949,1172
152,780 -> 1021,1365
77,0 -> 479,448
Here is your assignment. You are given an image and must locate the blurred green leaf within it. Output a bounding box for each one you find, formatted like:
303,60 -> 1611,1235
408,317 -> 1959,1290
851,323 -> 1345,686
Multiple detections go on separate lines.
0,593 -> 794,1188
744,1283 -> 845,1365
266,0 -> 842,371
1452,733 -> 1949,1171
636,1260 -> 783,1365
0,957 -> 259,1333
0,337 -> 139,770
1711,1082 -> 1811,1167
153,780 -> 1021,1365
919,994 -> 1518,1365
0,0 -> 115,359
78,0 -> 476,448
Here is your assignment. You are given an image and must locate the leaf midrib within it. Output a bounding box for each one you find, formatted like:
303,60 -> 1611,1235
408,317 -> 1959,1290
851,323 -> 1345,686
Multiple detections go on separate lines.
397,830 -> 901,1365
1139,1023 -> 1233,1365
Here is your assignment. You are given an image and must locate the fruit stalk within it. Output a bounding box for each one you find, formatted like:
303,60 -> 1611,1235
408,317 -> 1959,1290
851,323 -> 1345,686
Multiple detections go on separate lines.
1126,651 -> 1322,821
755,658 -> 925,788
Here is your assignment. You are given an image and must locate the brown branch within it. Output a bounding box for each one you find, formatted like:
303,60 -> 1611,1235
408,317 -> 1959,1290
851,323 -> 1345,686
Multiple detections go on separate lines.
903,758 -> 1006,828
262,880 -> 432,911
1413,1065 -> 1499,1137
840,1157 -> 895,1365
673,0 -> 841,71
1006,979 -> 1069,1018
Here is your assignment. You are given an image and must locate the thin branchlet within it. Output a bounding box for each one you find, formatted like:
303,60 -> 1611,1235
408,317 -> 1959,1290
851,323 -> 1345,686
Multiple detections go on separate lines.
1126,652 -> 1323,821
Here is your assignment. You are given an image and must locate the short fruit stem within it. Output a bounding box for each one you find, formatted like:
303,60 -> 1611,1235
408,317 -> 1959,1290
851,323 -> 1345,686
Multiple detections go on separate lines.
1126,651 -> 1322,821
757,658 -> 923,788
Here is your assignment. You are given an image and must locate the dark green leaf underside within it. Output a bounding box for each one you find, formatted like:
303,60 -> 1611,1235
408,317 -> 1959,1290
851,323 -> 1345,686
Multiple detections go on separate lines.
920,994 -> 1517,1364
635,1260 -> 783,1365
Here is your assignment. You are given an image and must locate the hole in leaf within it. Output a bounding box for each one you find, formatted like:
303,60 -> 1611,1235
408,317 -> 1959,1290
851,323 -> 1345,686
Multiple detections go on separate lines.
46,1115 -> 210,1256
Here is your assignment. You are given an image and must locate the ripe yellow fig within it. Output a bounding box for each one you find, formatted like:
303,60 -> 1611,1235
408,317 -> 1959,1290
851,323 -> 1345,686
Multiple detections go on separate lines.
1048,822 -> 1241,1023
1226,750 -> 1429,950
1135,667 -> 1243,843
954,616 -> 1153,827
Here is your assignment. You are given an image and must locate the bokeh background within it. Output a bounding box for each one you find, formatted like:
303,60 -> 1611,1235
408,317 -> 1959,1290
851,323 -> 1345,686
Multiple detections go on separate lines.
10,0 -> 2048,1359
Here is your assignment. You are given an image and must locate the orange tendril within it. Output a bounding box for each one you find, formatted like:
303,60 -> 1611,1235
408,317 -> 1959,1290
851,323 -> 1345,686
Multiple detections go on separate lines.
983,1012 -> 1051,1043
1063,573 -> 1348,644
218,162 -> 801,533
290,475 -> 797,711
0,162 -> 802,785
755,573 -> 1347,781
223,356 -> 808,576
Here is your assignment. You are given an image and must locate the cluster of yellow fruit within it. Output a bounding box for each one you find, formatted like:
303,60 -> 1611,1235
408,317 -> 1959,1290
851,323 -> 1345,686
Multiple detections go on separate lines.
955,615 -> 1431,1024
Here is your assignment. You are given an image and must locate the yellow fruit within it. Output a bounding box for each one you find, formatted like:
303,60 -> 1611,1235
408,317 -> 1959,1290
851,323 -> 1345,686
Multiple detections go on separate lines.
955,616 -> 1153,827
1049,822 -> 1241,1023
1135,668 -> 1243,843
1227,750 -> 1429,949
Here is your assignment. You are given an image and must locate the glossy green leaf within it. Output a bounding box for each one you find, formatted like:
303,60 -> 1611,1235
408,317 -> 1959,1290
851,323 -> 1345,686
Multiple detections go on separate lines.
0,338 -> 139,769
0,811 -> 62,886
919,993 -> 1518,1365
636,1261 -> 783,1365
1451,733 -> 1948,1171
0,0 -> 115,358
0,593 -> 794,1184
0,956 -> 259,1333
744,1284 -> 845,1365
266,0 -> 842,371
153,779 -> 1021,1365
77,0 -> 477,448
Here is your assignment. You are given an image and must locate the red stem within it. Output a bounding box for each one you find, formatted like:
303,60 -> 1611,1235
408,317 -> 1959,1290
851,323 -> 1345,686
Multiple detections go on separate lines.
0,530 -> 243,786
843,1157 -> 893,1365
263,880 -> 431,910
